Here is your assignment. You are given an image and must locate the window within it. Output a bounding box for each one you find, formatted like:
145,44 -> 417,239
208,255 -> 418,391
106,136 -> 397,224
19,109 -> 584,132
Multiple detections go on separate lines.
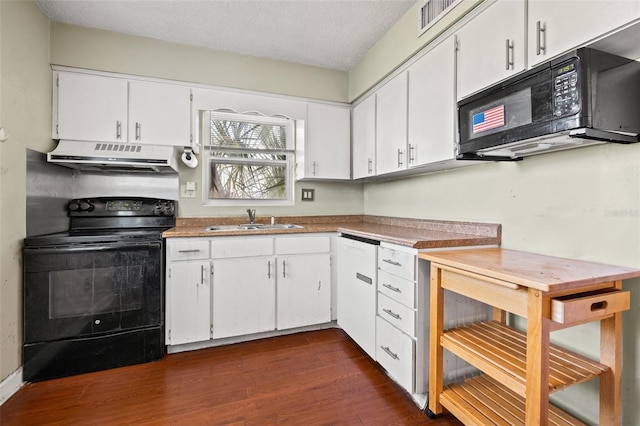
201,110 -> 297,206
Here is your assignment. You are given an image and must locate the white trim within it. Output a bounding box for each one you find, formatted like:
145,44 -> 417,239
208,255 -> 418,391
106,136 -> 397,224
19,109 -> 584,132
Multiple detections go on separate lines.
0,368 -> 24,406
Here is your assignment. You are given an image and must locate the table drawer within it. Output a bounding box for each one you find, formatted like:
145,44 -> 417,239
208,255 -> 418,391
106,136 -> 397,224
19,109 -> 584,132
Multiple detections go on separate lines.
168,239 -> 210,261
376,316 -> 415,393
551,288 -> 630,325
378,293 -> 415,337
378,270 -> 415,308
378,246 -> 415,281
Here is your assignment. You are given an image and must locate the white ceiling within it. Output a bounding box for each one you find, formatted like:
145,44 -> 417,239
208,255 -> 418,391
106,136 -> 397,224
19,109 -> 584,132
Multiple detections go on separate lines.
35,0 -> 416,71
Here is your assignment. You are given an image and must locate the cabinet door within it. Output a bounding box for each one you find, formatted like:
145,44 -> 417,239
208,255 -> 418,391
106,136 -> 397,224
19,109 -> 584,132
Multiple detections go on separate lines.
302,103 -> 351,180
456,0 -> 526,100
528,0 -> 640,68
212,257 -> 276,339
376,72 -> 408,175
128,81 -> 191,146
352,95 -> 376,179
277,253 -> 331,330
336,237 -> 377,359
56,72 -> 128,142
407,36 -> 456,166
166,261 -> 211,345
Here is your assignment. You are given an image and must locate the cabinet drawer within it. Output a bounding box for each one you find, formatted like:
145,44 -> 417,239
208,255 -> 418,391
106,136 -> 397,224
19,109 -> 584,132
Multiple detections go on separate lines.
211,237 -> 273,258
378,270 -> 415,308
378,246 -> 415,281
551,289 -> 630,325
275,235 -> 330,255
378,293 -> 415,337
376,316 -> 415,393
167,239 -> 209,261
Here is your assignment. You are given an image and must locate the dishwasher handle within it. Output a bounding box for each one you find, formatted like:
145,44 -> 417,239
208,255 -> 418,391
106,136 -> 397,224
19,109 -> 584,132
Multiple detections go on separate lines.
356,272 -> 372,285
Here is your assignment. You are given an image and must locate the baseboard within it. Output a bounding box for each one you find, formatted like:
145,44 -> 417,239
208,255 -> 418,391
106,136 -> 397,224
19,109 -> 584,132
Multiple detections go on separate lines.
0,367 -> 24,406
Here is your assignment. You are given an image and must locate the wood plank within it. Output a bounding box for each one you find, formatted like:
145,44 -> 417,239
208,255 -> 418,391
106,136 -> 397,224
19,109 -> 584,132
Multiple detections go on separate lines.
1,329 -> 462,425
429,264 -> 446,416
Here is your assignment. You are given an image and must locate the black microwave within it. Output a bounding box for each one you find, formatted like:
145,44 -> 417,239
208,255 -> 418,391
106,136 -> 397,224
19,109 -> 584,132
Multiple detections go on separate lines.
457,48 -> 640,161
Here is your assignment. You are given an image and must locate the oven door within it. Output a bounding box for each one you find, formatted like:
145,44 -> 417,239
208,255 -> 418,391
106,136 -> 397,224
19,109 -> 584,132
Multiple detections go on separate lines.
23,241 -> 162,344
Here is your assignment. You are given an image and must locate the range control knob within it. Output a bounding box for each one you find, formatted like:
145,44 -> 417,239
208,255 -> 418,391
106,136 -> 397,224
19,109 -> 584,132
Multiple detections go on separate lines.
79,201 -> 93,212
68,202 -> 80,212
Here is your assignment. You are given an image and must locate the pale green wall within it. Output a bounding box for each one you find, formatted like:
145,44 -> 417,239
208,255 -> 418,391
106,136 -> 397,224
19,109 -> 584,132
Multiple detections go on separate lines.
0,0 -> 52,381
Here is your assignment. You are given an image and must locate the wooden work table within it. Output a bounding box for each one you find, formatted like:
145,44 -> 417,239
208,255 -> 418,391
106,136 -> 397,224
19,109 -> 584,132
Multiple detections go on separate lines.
419,248 -> 640,426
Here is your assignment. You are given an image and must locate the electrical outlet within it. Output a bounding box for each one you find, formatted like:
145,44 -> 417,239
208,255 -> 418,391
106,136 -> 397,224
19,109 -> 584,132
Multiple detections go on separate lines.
180,182 -> 197,198
301,188 -> 315,201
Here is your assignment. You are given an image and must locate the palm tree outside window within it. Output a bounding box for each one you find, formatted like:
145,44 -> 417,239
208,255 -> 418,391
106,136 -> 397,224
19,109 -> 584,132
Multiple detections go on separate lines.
201,110 -> 296,206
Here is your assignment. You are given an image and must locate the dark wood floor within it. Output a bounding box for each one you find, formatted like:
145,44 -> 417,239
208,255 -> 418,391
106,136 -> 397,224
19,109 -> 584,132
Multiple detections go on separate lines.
1,328 -> 462,425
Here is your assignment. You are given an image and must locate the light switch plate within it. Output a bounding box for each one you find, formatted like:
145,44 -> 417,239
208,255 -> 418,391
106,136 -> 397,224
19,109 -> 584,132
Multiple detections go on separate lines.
301,188 -> 315,201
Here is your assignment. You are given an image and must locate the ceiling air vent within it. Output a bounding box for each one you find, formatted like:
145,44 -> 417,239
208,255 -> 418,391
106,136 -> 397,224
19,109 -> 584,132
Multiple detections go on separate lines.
419,0 -> 461,36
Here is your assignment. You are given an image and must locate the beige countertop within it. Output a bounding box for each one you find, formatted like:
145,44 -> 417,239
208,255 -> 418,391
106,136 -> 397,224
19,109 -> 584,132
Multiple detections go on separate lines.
163,215 -> 501,249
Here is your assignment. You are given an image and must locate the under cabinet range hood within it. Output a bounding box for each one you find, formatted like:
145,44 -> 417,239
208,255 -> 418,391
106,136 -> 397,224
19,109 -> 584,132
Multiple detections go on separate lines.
47,140 -> 179,173
457,48 -> 640,161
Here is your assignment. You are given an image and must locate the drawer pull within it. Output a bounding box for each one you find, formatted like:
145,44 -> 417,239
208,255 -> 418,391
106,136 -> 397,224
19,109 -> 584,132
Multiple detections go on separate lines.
591,301 -> 607,312
382,259 -> 402,267
178,249 -> 201,253
356,273 -> 372,285
382,283 -> 401,293
380,345 -> 399,360
383,308 -> 401,320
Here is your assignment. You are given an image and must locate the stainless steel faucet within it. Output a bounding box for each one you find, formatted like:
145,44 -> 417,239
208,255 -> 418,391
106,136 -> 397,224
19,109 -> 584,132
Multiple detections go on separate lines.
246,209 -> 256,224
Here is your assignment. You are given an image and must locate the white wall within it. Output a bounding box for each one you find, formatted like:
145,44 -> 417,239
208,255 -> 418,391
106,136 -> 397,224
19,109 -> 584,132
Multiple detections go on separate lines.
0,1 -> 52,382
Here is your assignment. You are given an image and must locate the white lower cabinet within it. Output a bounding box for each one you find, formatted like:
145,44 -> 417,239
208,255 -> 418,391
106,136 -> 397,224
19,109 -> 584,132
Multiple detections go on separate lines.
336,236 -> 378,359
166,234 -> 333,347
376,316 -> 415,392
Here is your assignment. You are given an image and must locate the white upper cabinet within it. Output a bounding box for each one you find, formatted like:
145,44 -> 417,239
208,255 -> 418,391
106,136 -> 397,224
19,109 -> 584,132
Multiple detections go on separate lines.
375,72 -> 408,176
528,0 -> 640,68
456,0 -> 526,101
298,103 -> 351,180
128,81 -> 192,146
352,95 -> 377,179
56,72 -> 128,142
407,36 -> 457,166
54,71 -> 191,146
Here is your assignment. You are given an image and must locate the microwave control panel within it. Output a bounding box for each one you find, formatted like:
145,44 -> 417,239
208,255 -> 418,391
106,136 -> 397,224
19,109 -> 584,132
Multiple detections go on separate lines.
553,60 -> 581,117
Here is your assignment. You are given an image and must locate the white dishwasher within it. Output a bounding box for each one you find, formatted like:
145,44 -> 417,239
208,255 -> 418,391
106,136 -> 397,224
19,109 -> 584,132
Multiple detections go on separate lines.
336,235 -> 378,359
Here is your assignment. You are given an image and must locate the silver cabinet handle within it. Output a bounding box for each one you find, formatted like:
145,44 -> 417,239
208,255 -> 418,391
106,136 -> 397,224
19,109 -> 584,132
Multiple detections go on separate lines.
382,283 -> 401,293
368,158 -> 373,174
397,148 -> 403,168
312,161 -> 317,176
200,264 -> 205,285
408,144 -> 415,164
282,260 -> 286,278
380,345 -> 399,360
382,258 -> 402,267
116,121 -> 122,139
267,260 -> 271,279
135,122 -> 141,140
536,21 -> 546,56
178,249 -> 201,253
383,308 -> 401,320
505,39 -> 514,70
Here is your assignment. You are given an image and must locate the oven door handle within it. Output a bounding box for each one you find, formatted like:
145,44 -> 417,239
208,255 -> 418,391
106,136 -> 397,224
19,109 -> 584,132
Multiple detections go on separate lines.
24,241 -> 161,254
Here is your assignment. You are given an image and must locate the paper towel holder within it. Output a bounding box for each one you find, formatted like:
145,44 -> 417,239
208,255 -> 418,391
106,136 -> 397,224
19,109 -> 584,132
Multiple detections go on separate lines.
181,147 -> 198,168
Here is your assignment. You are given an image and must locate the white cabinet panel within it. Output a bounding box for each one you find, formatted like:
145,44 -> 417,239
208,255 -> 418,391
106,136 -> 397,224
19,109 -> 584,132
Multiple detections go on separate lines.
277,253 -> 331,330
407,37 -> 457,166
211,237 -> 273,258
376,316 -> 415,392
456,0 -> 526,100
212,256 -> 276,339
56,72 -> 128,142
376,72 -> 408,175
167,239 -> 209,261
299,103 -> 351,180
352,95 -> 377,179
378,293 -> 415,337
166,260 -> 211,345
275,235 -> 331,255
528,0 -> 640,68
128,81 -> 191,146
378,269 -> 416,309
336,237 -> 377,359
378,246 -> 416,281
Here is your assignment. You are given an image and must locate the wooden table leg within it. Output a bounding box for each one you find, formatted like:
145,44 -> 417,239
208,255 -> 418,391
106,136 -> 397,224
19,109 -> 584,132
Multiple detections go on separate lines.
526,288 -> 551,426
600,280 -> 623,425
428,264 -> 445,416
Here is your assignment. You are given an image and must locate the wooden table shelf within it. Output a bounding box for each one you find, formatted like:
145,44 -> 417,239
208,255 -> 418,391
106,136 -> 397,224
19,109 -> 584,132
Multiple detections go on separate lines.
442,320 -> 609,396
419,248 -> 640,426
441,375 -> 585,426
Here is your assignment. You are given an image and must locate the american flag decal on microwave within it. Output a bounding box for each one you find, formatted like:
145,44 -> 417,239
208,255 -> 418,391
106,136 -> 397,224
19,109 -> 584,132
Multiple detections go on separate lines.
472,105 -> 505,134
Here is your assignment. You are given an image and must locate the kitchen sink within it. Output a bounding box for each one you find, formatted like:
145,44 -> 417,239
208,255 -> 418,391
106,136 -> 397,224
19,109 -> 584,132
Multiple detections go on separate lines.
205,224 -> 304,231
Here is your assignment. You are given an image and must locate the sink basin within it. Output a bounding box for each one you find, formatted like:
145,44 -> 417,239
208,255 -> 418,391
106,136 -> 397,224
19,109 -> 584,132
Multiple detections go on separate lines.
205,224 -> 304,232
